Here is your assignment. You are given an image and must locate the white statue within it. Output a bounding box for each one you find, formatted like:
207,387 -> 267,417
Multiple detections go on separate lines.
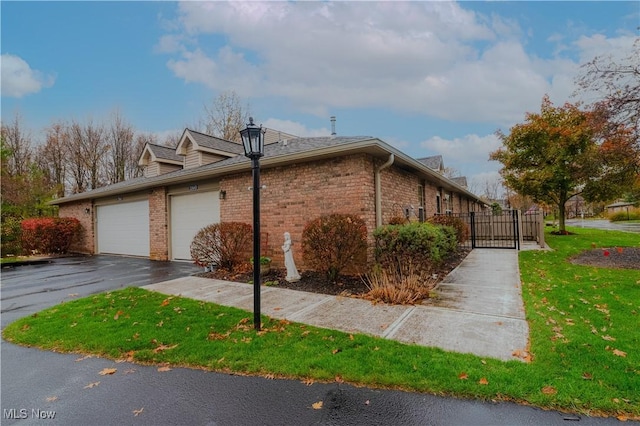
282,232 -> 301,282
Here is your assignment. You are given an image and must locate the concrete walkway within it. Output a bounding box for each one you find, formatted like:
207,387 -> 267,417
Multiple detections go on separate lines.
144,248 -> 530,362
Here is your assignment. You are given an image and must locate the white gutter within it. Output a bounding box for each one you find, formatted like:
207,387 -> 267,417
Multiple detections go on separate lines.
375,154 -> 395,227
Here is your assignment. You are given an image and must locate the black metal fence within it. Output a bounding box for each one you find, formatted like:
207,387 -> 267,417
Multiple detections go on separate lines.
436,210 -> 520,250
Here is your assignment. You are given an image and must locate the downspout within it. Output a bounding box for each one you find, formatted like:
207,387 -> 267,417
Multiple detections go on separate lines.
375,154 -> 395,227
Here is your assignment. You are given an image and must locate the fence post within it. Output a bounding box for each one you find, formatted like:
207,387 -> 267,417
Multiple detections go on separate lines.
538,211 -> 545,248
470,211 -> 476,249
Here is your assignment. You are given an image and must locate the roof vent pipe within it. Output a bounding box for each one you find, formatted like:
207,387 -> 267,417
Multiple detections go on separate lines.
330,116 -> 336,136
375,154 -> 395,227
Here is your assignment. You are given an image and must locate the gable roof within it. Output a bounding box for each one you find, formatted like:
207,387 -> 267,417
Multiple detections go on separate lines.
51,135 -> 484,205
138,143 -> 183,166
176,128 -> 244,157
450,176 -> 468,188
416,155 -> 444,171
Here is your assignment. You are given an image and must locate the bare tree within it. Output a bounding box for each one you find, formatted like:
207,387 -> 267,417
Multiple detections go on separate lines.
0,113 -> 32,177
575,38 -> 640,140
36,121 -> 68,196
202,90 -> 250,142
105,110 -> 135,184
66,119 -> 108,192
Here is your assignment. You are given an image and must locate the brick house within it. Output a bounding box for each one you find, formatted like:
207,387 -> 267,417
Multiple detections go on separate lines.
51,128 -> 485,269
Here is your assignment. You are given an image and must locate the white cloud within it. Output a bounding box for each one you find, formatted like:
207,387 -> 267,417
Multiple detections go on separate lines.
159,2 -> 634,127
1,54 -> 55,98
262,118 -> 328,138
421,133 -> 502,179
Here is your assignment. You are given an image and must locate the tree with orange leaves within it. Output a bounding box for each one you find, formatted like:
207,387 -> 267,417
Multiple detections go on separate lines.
490,96 -> 638,233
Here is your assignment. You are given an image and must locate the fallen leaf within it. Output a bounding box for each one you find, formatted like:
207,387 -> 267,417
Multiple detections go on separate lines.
480,360 -> 487,365
349,334 -> 354,340
335,375 -> 344,383
617,415 -> 628,422
114,310 -> 124,320
264,373 -> 275,380
601,335 -> 616,341
458,372 -> 468,380
133,408 -> 144,417
302,378 -> 314,386
98,368 -> 117,376
542,386 -> 557,395
273,307 -> 282,311
21,324 -> 30,331
46,396 -> 58,402
616,247 -> 624,254
160,298 -> 170,307
312,401 -> 323,410
612,349 -> 627,358
332,348 -> 341,355
75,355 -> 93,362
84,382 -> 100,389
478,378 -> 489,385
603,250 -> 610,257
124,369 -> 136,375
157,366 -> 172,372
365,400 -> 370,405
582,372 -> 593,380
156,320 -> 164,327
68,293 -> 79,297
153,344 -> 178,353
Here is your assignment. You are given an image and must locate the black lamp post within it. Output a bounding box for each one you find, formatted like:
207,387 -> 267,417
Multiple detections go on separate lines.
240,117 -> 265,331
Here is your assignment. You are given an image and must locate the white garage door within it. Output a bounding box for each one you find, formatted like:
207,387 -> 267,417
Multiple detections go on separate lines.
171,191 -> 220,261
97,200 -> 150,257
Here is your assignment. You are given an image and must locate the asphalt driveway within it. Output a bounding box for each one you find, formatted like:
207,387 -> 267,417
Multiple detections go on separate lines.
1,255 -> 201,328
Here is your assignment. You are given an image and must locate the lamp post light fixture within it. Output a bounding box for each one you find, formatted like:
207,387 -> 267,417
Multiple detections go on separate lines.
240,117 -> 265,331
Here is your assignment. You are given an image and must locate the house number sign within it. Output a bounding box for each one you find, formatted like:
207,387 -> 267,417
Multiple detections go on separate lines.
189,185 -> 198,191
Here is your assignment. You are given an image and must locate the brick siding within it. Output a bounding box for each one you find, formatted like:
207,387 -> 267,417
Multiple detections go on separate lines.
220,154 -> 375,269
59,200 -> 94,254
149,187 -> 169,261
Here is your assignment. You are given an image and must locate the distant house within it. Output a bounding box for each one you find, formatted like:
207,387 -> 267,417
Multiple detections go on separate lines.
52,129 -> 485,268
605,201 -> 636,214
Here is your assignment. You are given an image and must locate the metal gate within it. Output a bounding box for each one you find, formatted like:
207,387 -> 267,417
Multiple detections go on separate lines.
469,210 -> 519,249
437,210 -> 521,250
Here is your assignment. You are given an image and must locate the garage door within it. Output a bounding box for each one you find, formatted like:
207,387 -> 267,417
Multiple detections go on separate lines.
171,191 -> 220,261
97,200 -> 150,257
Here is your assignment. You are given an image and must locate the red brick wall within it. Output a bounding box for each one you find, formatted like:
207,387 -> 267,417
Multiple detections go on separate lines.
149,187 -> 168,261
59,200 -> 94,254
379,164 -> 422,223
220,154 -> 375,269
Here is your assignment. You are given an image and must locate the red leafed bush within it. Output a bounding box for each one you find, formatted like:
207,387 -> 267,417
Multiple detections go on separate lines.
21,217 -> 81,255
427,215 -> 470,244
302,213 -> 368,282
190,222 -> 253,270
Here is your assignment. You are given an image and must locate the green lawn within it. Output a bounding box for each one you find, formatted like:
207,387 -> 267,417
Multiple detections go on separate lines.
3,227 -> 639,419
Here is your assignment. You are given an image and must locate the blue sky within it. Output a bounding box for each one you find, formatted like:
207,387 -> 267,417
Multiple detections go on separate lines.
2,1 -> 638,191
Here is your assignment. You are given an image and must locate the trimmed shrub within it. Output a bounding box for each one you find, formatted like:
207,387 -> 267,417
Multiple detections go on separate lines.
373,222 -> 457,277
1,216 -> 23,257
190,222 -> 252,270
427,215 -> 470,244
20,217 -> 81,255
302,213 -> 368,282
609,211 -> 640,222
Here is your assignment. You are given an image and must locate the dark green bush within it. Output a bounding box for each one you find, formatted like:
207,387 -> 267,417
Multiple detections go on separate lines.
427,215 -> 470,243
1,216 -> 23,257
374,222 -> 457,276
302,213 -> 368,282
190,222 -> 252,270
